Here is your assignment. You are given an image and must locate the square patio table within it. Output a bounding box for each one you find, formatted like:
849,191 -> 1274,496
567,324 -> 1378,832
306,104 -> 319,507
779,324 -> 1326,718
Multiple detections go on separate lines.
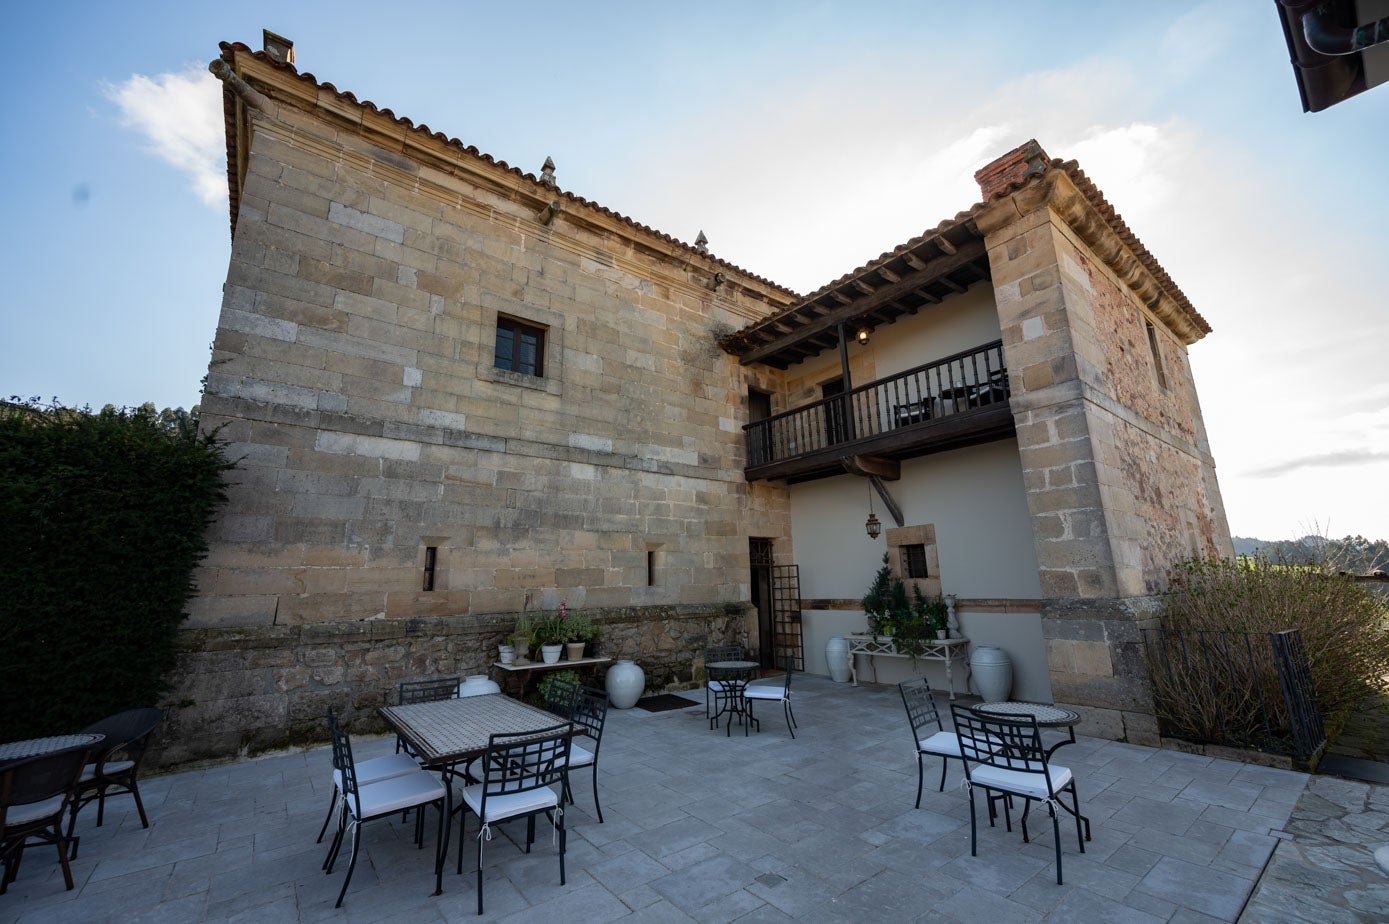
379,693 -> 575,769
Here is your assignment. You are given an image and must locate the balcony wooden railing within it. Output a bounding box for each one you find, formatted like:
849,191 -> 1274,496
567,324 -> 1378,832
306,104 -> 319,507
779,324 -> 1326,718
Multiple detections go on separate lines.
744,340 -> 1012,479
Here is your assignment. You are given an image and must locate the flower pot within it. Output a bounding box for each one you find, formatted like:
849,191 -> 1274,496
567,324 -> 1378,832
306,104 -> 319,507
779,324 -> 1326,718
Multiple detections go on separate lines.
970,645 -> 1013,702
457,675 -> 501,697
825,636 -> 852,683
605,659 -> 645,709
935,630 -> 947,640
540,644 -> 563,665
511,634 -> 530,663
564,642 -> 585,661
499,646 -> 515,666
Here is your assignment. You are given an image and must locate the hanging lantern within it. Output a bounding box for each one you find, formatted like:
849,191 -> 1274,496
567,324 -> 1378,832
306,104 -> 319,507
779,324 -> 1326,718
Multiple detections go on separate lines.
865,479 -> 881,539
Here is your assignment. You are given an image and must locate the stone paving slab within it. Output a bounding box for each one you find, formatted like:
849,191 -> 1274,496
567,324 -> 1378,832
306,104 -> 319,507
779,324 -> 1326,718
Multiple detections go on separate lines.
0,677 -> 1329,922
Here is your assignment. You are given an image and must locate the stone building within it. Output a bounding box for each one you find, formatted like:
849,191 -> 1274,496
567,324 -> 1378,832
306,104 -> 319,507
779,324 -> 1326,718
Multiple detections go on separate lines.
172,35 -> 1230,765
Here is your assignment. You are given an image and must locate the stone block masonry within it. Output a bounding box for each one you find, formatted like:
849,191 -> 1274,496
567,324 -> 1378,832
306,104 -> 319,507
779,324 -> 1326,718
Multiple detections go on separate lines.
155,605 -> 742,769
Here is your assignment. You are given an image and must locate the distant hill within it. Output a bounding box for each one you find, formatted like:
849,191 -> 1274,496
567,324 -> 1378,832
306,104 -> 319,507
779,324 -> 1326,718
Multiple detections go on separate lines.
1232,535 -> 1388,573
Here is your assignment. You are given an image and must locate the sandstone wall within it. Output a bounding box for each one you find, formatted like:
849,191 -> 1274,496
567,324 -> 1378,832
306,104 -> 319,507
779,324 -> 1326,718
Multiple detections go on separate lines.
193,59 -> 795,632
155,605 -> 742,769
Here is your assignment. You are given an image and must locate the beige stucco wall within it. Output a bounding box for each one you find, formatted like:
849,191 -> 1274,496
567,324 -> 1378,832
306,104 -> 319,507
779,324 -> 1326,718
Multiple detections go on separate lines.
790,439 -> 1049,700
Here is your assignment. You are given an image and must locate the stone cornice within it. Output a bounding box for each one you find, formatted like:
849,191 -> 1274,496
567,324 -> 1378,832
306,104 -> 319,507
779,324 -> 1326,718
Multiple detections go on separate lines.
976,169 -> 1208,345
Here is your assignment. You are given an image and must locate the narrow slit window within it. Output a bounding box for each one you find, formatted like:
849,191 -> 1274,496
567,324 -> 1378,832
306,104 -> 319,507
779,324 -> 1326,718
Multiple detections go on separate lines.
1145,320 -> 1168,391
647,550 -> 656,586
422,546 -> 437,591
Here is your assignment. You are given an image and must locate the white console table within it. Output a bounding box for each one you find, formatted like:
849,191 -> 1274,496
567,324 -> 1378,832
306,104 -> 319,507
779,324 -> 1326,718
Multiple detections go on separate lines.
845,634 -> 971,699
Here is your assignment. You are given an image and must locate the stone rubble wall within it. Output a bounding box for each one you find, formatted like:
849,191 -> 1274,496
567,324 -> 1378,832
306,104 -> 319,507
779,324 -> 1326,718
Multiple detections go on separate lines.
154,604 -> 744,769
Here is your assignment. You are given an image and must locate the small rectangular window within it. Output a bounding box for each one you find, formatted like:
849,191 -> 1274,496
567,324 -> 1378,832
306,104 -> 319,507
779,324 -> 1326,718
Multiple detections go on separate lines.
647,550 -> 656,586
495,317 -> 545,376
1145,320 -> 1167,391
422,546 -> 438,591
902,544 -> 928,579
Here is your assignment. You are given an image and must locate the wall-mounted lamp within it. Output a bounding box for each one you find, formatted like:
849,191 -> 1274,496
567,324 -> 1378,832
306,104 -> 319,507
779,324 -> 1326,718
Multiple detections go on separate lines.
865,480 -> 882,539
856,327 -> 871,345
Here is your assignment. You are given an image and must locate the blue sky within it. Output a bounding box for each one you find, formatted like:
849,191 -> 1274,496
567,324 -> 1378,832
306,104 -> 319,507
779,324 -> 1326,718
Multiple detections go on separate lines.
2,1 -> 1386,541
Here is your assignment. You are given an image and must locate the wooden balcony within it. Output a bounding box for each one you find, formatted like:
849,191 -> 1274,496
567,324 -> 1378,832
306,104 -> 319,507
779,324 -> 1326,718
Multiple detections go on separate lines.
743,340 -> 1015,482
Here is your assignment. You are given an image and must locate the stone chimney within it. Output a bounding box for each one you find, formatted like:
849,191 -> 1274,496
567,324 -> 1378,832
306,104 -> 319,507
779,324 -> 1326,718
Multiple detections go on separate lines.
262,30 -> 295,66
974,139 -> 1050,199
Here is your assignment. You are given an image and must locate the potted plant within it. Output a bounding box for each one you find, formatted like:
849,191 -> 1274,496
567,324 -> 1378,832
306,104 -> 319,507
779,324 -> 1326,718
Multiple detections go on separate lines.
532,608 -> 565,664
559,604 -> 592,661
913,585 -> 950,639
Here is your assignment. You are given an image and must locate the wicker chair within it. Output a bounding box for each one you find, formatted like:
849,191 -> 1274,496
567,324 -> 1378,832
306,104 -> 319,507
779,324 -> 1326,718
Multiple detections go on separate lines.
2,743 -> 90,893
65,707 -> 162,857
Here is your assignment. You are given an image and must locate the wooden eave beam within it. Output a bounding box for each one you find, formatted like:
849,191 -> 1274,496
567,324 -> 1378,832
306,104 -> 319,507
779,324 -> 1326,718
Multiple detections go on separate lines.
737,237 -> 987,365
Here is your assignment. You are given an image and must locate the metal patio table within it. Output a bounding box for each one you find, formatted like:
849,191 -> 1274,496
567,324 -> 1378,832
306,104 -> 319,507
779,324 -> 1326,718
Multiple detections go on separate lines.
706,660 -> 761,736
0,734 -> 105,768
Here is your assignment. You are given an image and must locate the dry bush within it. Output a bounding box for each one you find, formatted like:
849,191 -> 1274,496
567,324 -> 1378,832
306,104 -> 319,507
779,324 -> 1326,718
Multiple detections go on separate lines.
1161,555 -> 1389,716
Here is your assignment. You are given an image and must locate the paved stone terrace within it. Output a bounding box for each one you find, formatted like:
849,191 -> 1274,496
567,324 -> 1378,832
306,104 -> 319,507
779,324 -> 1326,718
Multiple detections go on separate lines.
3,676 -> 1326,922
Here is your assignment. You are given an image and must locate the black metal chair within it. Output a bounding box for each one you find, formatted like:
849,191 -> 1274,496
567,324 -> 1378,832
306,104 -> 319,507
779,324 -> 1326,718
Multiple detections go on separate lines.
65,707 -> 162,857
744,658 -> 797,738
316,708 -> 422,849
542,675 -> 581,719
1,744 -> 90,894
395,677 -> 461,755
899,678 -> 970,806
703,645 -> 743,720
950,704 -> 1085,885
324,718 -> 449,908
563,686 -> 608,822
455,724 -> 571,915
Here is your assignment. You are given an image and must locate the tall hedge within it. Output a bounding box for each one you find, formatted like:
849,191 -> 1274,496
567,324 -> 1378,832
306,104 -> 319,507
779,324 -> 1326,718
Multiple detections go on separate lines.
0,401 -> 233,739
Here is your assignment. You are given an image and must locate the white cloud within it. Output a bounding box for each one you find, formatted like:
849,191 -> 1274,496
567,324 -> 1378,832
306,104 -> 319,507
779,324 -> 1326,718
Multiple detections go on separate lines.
104,67 -> 224,207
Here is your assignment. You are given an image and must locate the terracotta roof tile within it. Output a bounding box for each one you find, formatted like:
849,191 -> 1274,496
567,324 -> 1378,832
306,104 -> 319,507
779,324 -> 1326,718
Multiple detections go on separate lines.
216,42 -> 798,299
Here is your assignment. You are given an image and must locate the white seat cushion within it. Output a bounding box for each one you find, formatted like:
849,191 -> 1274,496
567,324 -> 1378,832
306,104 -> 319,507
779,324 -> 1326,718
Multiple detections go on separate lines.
917,730 -> 964,757
4,795 -> 66,826
707,680 -> 728,692
334,753 -> 421,790
79,760 -> 135,783
565,743 -> 596,769
743,686 -> 787,701
461,782 -> 560,823
970,762 -> 1072,801
350,770 -> 446,819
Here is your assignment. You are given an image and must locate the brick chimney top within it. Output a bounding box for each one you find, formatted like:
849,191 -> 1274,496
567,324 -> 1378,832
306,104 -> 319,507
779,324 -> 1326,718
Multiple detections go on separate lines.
262,30 -> 295,65
974,139 -> 1050,200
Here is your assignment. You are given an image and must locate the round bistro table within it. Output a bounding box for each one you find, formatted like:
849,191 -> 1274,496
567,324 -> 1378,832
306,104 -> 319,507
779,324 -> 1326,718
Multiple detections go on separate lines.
706,660 -> 761,737
0,733 -> 105,767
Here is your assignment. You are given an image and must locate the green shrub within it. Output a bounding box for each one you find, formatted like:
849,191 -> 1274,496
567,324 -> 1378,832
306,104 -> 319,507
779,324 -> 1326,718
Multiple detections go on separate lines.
0,400 -> 233,738
1165,555 -> 1389,712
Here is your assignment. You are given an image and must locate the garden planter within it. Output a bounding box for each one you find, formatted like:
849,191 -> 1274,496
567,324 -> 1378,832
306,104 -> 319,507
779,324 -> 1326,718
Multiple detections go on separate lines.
605,660 -> 645,708
540,644 -> 563,664
970,646 -> 1013,702
825,636 -> 852,683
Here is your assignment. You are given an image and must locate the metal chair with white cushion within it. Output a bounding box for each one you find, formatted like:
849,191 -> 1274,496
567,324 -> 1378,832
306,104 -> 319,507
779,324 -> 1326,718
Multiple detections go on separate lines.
743,658 -> 797,738
316,708 -> 422,847
703,645 -> 743,720
899,678 -> 968,806
950,704 -> 1086,885
324,720 -> 449,908
563,686 -> 608,822
455,723 -> 571,916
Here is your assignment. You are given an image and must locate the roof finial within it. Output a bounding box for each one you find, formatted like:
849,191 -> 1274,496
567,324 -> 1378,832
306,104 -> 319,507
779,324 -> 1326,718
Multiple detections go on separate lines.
695,230 -> 709,253
540,156 -> 557,187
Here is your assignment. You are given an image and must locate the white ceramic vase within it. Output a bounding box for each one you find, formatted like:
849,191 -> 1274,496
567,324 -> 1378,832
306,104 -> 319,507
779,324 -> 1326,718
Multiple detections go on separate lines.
969,646 -> 1013,702
605,659 -> 645,709
825,636 -> 852,683
457,675 -> 501,697
540,644 -> 563,665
